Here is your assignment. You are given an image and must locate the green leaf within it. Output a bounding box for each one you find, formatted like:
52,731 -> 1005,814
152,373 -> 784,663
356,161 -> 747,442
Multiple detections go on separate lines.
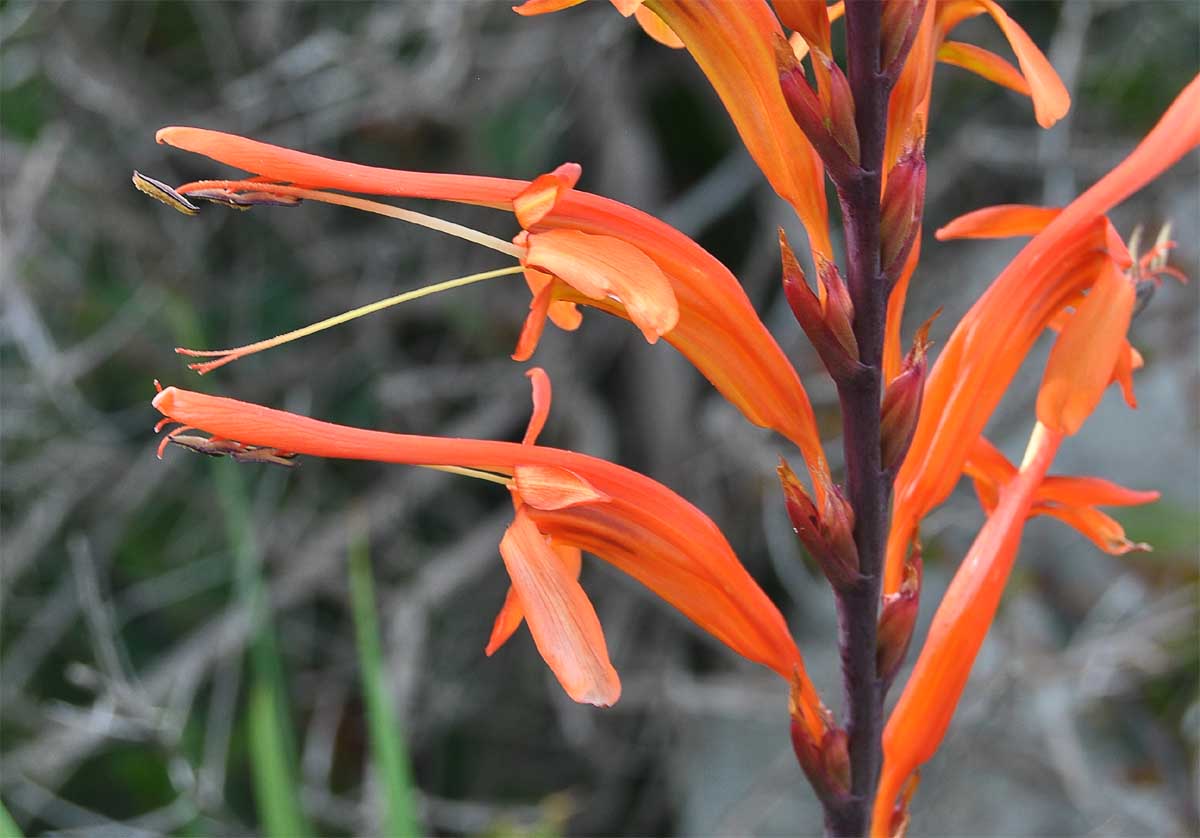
0,798 -> 24,838
349,518 -> 421,838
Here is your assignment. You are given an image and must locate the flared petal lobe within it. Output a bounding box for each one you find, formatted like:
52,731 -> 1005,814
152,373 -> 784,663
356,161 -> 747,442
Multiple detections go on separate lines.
963,0 -> 1069,128
500,510 -> 620,706
1037,262 -> 1135,436
522,229 -> 679,343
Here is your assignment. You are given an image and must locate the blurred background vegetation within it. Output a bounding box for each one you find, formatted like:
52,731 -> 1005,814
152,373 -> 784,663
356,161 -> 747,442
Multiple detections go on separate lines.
1,1 -> 1196,835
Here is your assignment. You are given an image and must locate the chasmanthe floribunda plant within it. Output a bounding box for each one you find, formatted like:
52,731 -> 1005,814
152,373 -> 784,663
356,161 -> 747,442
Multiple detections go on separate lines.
136,1 -> 1199,834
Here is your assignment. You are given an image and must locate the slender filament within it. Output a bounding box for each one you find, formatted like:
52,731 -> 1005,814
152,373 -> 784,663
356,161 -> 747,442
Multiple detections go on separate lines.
425,465 -> 513,486
177,264 -> 525,374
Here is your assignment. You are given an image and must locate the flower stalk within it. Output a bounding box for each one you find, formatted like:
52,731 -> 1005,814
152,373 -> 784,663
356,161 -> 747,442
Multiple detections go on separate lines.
822,2 -> 910,834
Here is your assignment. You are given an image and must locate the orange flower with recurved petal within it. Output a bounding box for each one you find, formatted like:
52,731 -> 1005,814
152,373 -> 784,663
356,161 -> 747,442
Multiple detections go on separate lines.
148,127 -> 831,490
882,0 -> 1072,382
151,369 -> 826,729
871,78 -> 1198,833
884,74 -> 1200,594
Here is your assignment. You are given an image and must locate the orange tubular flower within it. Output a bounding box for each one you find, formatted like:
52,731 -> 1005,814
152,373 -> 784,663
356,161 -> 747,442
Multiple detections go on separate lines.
151,371 -> 825,726
874,225 -> 1165,831
885,74 -> 1200,593
515,0 -> 833,259
872,423 -> 1062,837
152,127 -> 830,488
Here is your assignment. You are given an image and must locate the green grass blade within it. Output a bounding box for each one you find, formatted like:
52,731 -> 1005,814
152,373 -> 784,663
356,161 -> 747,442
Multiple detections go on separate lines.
214,461 -> 312,838
349,521 -> 421,838
0,798 -> 24,838
167,301 -> 311,838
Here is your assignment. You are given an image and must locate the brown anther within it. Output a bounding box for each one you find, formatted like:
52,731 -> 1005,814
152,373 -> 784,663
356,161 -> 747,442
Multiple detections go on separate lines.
133,171 -> 200,215
185,187 -> 303,210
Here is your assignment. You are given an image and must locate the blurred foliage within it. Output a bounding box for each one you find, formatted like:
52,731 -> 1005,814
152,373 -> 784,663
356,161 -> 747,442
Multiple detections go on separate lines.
1,1 -> 1197,836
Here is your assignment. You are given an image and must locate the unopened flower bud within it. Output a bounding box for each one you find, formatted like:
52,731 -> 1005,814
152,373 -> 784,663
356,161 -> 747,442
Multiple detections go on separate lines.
774,34 -> 855,178
820,727 -> 851,797
880,137 -> 927,279
877,543 -> 923,691
789,674 -> 847,804
880,312 -> 936,471
813,53 -> 860,165
779,231 -> 863,383
816,256 -> 857,359
778,459 -> 860,591
881,0 -> 926,75
820,476 -> 858,584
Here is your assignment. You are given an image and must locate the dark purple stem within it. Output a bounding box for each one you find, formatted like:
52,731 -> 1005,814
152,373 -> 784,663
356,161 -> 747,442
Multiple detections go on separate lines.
825,2 -> 891,835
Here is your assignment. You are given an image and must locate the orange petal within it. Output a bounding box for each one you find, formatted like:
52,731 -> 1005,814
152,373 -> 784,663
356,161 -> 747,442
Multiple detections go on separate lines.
513,163 -> 582,229
512,0 -> 587,15
774,0 -> 832,55
1032,505 -> 1152,555
156,127 -> 519,207
523,266 -> 583,333
522,367 -> 553,445
936,203 -> 1062,240
486,541 -> 583,655
937,40 -> 1030,96
1037,262 -> 1136,436
1037,475 -> 1159,508
975,0 -> 1069,128
486,586 -> 526,655
513,284 -> 553,363
963,435 -> 1016,486
1112,340 -> 1138,408
514,464 -> 611,510
499,510 -> 620,706
523,229 -> 679,343
610,0 -> 643,16
634,4 -> 684,48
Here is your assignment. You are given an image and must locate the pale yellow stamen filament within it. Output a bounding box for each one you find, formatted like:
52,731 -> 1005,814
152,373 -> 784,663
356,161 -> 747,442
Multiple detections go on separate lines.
286,187 -> 526,258
425,465 -> 513,486
178,265 -> 525,373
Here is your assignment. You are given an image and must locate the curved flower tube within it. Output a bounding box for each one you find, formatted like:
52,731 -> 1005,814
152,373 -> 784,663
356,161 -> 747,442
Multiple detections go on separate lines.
152,127 -> 831,488
151,375 -> 825,725
882,0 -> 1071,380
885,74 -> 1200,592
